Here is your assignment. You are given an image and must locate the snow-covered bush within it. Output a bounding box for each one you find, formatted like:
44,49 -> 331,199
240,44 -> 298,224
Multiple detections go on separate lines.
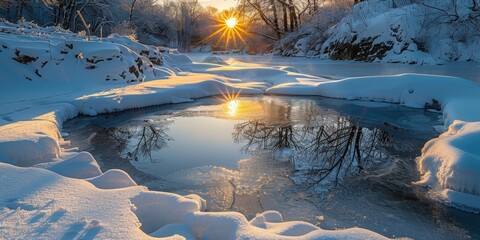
110,21 -> 138,41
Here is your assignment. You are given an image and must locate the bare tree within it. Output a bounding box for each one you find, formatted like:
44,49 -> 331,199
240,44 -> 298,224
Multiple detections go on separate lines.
413,0 -> 480,39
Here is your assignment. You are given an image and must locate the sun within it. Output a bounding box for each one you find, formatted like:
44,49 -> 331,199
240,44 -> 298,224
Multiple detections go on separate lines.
196,11 -> 248,49
225,17 -> 237,29
227,100 -> 239,116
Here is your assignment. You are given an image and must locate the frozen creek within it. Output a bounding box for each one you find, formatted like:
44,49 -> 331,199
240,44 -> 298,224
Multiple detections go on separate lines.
64,96 -> 480,240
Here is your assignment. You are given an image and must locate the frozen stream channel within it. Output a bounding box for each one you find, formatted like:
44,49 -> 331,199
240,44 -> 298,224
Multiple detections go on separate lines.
64,96 -> 480,239
187,53 -> 480,83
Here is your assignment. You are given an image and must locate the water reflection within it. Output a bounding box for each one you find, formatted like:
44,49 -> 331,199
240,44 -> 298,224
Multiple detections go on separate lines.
99,98 -> 395,188
233,109 -> 391,186
227,100 -> 239,116
102,119 -> 173,161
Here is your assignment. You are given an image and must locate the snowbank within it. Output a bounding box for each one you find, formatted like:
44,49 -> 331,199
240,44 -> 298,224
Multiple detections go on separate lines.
268,74 -> 479,118
0,159 -> 389,239
0,120 -> 61,166
35,152 -> 102,179
416,120 -> 480,212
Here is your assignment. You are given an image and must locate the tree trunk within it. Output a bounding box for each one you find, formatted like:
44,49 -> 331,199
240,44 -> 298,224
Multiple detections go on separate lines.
289,0 -> 298,30
270,0 -> 281,39
54,5 -> 61,25
282,3 -> 288,32
288,3 -> 294,31
129,0 -> 137,25
15,1 -> 23,20
63,0 -> 76,30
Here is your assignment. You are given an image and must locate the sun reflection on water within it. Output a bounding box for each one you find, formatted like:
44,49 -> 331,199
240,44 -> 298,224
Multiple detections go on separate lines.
227,100 -> 239,116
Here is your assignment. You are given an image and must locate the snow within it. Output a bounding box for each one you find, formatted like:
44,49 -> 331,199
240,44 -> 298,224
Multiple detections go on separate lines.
35,152 -> 102,179
1,21 -> 480,238
87,169 -> 137,189
0,120 -> 61,166
0,163 -> 148,239
268,74 -> 479,116
282,0 -> 480,64
416,120 -> 480,212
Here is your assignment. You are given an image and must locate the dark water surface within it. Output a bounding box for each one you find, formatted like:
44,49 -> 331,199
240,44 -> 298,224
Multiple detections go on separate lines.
64,96 -> 480,239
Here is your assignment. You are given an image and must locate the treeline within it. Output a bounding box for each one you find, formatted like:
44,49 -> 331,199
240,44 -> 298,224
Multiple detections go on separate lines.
0,0 -> 217,51
0,0 -> 367,52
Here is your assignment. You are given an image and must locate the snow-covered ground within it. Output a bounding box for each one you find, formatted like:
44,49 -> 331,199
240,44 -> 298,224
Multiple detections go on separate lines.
1,22 -> 480,238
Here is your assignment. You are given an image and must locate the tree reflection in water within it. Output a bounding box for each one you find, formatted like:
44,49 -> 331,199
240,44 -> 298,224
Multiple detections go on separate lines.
99,99 -> 392,186
101,119 -> 173,161
233,112 -> 390,186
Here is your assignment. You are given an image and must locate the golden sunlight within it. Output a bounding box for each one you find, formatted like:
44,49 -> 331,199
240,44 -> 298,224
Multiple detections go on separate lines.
216,86 -> 241,103
197,12 -> 248,49
227,100 -> 239,116
214,86 -> 241,116
225,17 -> 237,29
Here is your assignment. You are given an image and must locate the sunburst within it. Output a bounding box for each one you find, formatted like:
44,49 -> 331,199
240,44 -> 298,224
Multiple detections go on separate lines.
213,85 -> 242,116
198,11 -> 248,49
214,86 -> 242,103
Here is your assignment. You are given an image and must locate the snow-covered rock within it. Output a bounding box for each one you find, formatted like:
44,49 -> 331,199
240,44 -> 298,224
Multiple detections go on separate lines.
203,55 -> 229,65
278,0 -> 480,64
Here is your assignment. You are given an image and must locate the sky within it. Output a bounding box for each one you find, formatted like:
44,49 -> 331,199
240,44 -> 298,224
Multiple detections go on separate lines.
198,0 -> 238,10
